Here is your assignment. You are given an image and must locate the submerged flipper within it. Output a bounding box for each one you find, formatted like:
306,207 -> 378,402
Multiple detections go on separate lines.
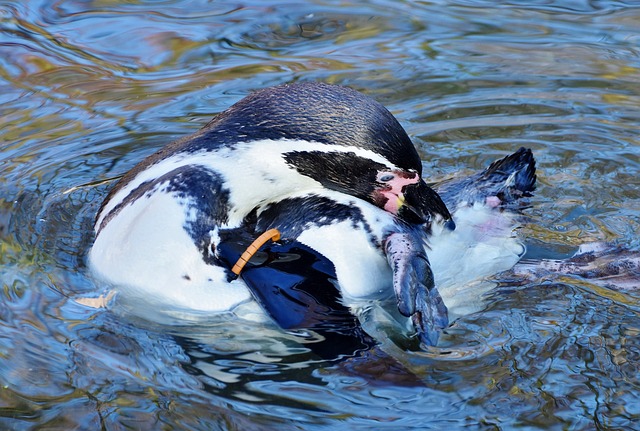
216,236 -> 374,358
385,231 -> 449,345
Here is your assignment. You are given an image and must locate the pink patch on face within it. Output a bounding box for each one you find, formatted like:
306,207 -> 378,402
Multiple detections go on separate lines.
383,195 -> 398,213
375,170 -> 420,214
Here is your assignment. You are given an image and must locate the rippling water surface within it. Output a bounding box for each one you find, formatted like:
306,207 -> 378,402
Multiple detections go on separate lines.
1,1 -> 640,429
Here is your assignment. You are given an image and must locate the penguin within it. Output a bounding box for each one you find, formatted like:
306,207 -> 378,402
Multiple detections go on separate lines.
88,82 -> 453,344
212,147 -> 537,352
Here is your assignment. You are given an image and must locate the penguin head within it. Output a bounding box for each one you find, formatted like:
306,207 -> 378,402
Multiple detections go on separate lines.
206,82 -> 453,226
281,148 -> 451,226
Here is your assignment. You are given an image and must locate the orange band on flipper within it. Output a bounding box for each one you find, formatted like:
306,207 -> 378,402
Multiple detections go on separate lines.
231,228 -> 281,275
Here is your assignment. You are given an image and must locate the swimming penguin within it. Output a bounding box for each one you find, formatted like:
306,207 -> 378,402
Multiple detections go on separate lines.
210,147 -> 537,352
89,82 -> 454,345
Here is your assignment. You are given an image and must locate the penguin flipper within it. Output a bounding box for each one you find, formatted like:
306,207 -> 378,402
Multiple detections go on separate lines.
216,237 -> 374,358
385,231 -> 449,346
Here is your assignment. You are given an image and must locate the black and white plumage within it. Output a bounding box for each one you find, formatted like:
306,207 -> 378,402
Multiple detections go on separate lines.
89,81 -> 538,349
89,82 -> 452,331
218,147 -> 537,349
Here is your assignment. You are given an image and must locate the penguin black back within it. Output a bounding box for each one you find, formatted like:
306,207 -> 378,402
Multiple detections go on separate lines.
144,82 -> 423,174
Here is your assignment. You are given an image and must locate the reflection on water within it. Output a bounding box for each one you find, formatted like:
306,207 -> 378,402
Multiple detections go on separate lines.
1,0 -> 639,429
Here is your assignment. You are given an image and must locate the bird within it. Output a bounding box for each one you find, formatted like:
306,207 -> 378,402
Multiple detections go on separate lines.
218,147 -> 536,346
88,82 -> 453,341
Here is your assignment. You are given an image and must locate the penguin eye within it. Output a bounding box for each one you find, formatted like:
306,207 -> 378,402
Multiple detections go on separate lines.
378,173 -> 395,182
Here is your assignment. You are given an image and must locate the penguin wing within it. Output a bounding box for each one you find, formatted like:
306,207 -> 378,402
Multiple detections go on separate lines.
216,236 -> 374,357
216,238 -> 347,328
385,230 -> 449,346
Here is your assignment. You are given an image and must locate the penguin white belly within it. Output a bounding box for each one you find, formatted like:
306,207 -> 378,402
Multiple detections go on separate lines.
296,220 -> 393,303
89,192 -> 253,312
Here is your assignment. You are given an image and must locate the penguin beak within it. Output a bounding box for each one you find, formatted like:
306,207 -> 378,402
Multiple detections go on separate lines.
397,180 -> 455,229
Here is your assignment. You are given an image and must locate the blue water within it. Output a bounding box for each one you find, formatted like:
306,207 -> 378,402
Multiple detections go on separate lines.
1,1 -> 639,429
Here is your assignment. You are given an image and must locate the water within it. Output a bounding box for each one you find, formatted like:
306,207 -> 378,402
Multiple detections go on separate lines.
1,0 -> 639,429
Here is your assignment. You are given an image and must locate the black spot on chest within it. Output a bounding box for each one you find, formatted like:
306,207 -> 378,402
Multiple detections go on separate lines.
256,195 -> 376,244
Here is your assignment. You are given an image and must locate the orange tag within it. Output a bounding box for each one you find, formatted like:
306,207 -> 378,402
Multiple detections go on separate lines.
231,228 -> 281,275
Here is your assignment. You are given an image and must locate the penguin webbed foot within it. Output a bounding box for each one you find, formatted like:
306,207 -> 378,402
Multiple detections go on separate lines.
385,232 -> 449,347
435,147 -> 537,209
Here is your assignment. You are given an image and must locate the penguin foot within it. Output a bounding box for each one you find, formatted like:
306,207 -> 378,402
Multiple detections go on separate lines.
436,147 -> 537,209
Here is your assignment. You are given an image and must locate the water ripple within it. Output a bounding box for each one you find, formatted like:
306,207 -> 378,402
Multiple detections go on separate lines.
1,0 -> 640,429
